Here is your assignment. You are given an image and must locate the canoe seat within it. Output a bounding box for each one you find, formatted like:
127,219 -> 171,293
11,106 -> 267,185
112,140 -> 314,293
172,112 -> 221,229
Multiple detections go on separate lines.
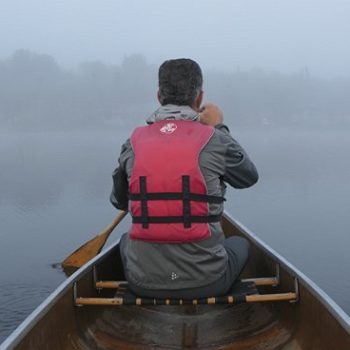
74,276 -> 299,306
111,280 -> 258,306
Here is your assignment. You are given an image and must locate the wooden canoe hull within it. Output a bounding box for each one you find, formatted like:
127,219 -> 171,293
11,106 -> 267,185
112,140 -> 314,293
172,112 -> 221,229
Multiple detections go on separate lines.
1,213 -> 350,349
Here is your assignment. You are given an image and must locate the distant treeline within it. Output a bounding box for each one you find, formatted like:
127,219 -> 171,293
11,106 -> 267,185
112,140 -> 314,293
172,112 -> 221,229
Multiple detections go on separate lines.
0,50 -> 349,130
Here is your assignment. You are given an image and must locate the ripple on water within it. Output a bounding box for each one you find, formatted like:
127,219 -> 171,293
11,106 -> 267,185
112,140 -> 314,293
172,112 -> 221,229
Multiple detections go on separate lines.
0,283 -> 53,343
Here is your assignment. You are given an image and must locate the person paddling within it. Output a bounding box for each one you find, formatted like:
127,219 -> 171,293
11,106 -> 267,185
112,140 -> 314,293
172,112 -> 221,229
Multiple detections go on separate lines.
110,58 -> 258,299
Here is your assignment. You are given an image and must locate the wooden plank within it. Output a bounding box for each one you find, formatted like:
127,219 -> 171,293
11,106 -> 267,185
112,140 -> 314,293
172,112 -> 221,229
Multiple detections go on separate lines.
95,281 -> 125,289
241,277 -> 279,286
76,297 -> 124,306
95,277 -> 279,289
75,292 -> 297,306
246,293 -> 297,303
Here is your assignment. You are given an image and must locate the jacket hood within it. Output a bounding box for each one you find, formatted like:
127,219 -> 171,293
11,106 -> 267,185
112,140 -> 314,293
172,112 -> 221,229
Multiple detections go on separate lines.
147,104 -> 199,124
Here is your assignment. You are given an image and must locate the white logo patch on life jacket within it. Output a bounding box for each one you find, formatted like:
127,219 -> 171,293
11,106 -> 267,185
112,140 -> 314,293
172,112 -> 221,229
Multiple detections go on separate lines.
160,122 -> 177,134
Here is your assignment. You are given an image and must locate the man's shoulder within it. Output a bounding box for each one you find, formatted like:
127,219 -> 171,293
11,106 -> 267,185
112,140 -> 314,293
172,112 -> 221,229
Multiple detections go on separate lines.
119,138 -> 133,159
206,125 -> 233,147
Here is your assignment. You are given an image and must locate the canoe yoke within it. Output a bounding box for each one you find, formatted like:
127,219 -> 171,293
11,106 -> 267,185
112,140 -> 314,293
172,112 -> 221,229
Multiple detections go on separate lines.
74,264 -> 299,306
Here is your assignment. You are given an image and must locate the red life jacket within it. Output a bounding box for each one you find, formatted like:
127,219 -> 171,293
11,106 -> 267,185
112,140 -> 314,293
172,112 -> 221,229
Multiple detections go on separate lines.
128,120 -> 224,243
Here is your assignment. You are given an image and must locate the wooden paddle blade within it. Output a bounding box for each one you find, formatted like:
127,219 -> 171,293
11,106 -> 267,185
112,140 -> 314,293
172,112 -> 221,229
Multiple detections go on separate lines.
61,232 -> 110,268
61,211 -> 128,269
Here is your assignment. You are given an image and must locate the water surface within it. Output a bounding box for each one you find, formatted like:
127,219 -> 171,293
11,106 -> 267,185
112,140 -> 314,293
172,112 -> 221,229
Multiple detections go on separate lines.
0,127 -> 349,342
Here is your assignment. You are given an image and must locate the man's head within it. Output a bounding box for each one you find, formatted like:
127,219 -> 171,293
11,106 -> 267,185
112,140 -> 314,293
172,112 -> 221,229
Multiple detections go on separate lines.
158,58 -> 203,111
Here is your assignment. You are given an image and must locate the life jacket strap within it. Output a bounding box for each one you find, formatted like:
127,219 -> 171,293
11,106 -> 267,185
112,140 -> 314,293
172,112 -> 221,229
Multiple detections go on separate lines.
139,176 -> 149,229
132,215 -> 222,224
182,175 -> 191,228
130,175 -> 224,229
128,192 -> 225,203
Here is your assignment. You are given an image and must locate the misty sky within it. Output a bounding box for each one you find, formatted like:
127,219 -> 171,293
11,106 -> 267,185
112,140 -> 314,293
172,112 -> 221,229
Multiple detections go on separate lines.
1,0 -> 350,77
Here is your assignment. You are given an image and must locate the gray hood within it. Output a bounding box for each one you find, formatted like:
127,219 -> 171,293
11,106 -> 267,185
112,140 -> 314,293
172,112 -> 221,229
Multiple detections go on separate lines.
147,104 -> 199,124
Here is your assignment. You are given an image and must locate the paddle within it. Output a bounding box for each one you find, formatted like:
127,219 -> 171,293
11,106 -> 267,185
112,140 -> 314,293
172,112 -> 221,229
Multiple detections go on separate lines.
61,210 -> 128,269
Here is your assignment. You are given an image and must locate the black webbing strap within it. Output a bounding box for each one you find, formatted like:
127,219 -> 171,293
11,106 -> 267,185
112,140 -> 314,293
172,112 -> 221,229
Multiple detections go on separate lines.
182,175 -> 191,228
132,175 -> 224,228
139,176 -> 149,228
132,215 -> 221,224
129,192 -> 225,203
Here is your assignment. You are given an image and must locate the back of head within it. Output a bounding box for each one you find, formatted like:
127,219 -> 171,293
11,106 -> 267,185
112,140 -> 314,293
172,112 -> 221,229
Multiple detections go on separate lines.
158,58 -> 203,106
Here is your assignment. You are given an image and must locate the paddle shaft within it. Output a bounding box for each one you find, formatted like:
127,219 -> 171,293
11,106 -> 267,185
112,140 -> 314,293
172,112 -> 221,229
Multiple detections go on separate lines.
99,210 -> 128,241
61,210 -> 128,268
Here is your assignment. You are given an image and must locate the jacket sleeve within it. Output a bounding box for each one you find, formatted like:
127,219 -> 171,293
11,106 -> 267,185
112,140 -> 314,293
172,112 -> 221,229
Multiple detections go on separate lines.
110,139 -> 132,210
216,124 -> 259,189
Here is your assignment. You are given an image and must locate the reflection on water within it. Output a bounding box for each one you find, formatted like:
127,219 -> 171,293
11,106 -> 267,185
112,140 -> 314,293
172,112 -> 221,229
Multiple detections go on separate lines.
0,128 -> 350,342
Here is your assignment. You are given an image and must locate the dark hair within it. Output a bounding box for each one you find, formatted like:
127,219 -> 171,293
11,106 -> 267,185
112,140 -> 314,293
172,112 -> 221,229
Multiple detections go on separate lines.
158,58 -> 203,106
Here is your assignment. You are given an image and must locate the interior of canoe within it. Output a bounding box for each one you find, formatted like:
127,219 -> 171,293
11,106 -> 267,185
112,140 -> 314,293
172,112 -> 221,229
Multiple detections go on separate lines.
69,216 -> 298,350
11,215 -> 350,350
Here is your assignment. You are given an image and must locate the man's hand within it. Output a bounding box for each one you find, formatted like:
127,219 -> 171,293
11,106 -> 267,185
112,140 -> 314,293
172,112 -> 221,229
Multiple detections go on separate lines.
199,103 -> 224,126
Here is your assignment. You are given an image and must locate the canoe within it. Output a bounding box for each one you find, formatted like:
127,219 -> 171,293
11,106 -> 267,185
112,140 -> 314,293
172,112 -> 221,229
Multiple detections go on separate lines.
1,212 -> 350,349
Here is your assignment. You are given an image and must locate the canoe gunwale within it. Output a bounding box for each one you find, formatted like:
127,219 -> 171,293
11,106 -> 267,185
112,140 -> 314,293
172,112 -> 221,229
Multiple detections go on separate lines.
0,239 -> 121,350
224,211 -> 350,334
1,211 -> 350,349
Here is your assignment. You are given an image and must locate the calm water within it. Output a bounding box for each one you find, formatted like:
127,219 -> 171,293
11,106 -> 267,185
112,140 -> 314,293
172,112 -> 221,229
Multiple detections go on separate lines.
1,127 -> 350,342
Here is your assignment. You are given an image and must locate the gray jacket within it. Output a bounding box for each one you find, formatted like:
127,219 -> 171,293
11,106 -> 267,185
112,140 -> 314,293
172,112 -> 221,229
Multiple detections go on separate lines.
110,105 -> 258,290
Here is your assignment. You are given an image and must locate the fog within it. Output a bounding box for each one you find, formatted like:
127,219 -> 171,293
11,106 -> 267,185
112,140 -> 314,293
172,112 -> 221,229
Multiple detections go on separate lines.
1,0 -> 350,77
1,0 -> 350,131
1,0 -> 350,343
1,50 -> 350,131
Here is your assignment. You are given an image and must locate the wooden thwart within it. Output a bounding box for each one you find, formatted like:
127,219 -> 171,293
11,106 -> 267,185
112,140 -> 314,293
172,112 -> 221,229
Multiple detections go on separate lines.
95,281 -> 126,289
75,266 -> 298,307
241,277 -> 279,286
75,292 -> 297,306
95,277 -> 278,290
